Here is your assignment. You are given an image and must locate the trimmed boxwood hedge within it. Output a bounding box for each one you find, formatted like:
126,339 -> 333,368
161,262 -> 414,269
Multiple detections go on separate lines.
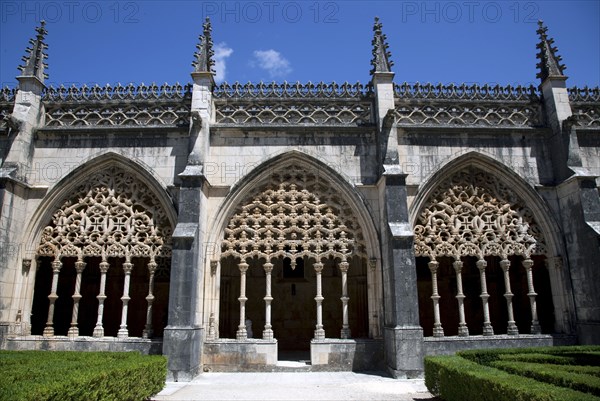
425,346 -> 600,401
0,350 -> 166,401
491,361 -> 600,396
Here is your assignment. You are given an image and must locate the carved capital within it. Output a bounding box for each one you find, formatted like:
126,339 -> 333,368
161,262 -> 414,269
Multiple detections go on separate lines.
147,262 -> 157,274
99,261 -> 110,273
523,258 -> 534,269
51,260 -> 62,273
238,262 -> 249,273
210,260 -> 218,276
74,261 -> 86,273
22,259 -> 32,273
263,262 -> 273,274
123,262 -> 133,274
314,262 -> 324,273
499,259 -> 511,271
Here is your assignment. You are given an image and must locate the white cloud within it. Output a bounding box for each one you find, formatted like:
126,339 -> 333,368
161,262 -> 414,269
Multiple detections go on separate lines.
251,49 -> 292,79
214,42 -> 233,83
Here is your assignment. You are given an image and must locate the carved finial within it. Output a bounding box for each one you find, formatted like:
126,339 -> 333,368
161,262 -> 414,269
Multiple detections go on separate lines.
370,17 -> 394,75
536,20 -> 567,82
17,20 -> 49,82
192,17 -> 215,74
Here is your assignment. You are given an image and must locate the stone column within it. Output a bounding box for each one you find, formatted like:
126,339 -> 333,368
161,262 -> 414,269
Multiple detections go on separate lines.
453,260 -> 469,336
163,171 -> 205,381
43,259 -> 62,337
262,262 -> 274,340
143,260 -> 157,339
428,260 -> 443,337
340,260 -> 351,339
477,259 -> 494,336
68,259 -> 86,337
367,258 -> 380,338
117,261 -> 133,338
207,312 -> 216,340
236,260 -> 249,340
93,260 -> 109,337
313,261 -> 325,340
500,259 -> 518,335
523,258 -> 541,334
18,259 -> 33,335
380,165 -> 423,378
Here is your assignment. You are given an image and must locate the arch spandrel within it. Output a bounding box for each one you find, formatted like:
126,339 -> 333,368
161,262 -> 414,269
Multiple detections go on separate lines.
414,167 -> 547,260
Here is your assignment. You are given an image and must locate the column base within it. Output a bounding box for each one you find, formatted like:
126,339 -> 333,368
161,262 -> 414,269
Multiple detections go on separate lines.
117,328 -> 129,338
530,322 -> 541,335
458,325 -> 469,337
163,326 -> 203,382
236,328 -> 247,340
262,329 -> 273,340
93,326 -> 104,337
43,327 -> 54,337
340,327 -> 351,339
143,329 -> 153,339
67,327 -> 79,337
482,323 -> 494,336
314,328 -> 325,340
433,324 -> 444,337
384,325 -> 424,379
507,322 -> 519,335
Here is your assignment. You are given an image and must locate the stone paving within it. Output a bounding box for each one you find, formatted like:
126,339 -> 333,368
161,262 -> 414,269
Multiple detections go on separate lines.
152,371 -> 436,401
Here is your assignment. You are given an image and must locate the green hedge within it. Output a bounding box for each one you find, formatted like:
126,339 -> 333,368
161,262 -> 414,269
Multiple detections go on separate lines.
0,351 -> 166,401
458,346 -> 600,366
425,355 -> 600,401
491,361 -> 600,396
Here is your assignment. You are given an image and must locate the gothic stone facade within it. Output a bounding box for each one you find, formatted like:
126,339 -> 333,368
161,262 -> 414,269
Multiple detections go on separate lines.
1,19 -> 599,381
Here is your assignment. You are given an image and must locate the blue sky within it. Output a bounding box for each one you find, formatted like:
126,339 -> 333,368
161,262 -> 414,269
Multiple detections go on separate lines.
1,1 -> 599,88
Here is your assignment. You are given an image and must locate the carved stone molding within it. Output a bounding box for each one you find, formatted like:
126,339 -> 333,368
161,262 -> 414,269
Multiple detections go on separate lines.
215,101 -> 372,126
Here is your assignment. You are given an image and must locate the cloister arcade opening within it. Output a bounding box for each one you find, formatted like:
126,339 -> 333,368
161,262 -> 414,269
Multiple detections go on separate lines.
29,166 -> 173,339
413,166 -> 555,337
215,165 -> 373,352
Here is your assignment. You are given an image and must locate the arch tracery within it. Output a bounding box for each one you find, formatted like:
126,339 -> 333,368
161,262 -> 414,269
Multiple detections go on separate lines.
33,166 -> 172,338
219,166 -> 369,341
413,167 -> 551,337
414,167 -> 547,260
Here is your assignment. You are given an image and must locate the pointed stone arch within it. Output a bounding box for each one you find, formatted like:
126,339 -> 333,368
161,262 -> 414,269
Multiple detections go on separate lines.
206,150 -> 380,267
410,152 -> 567,337
26,153 -> 176,339
205,151 -> 382,345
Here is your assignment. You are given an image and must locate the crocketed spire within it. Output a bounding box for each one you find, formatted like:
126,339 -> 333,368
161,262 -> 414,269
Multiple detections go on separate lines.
192,17 -> 215,74
17,20 -> 49,82
536,20 -> 567,82
370,17 -> 394,75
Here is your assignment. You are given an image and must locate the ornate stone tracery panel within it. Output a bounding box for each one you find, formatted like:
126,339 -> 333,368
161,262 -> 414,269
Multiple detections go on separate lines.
36,166 -> 173,260
414,168 -> 547,259
221,167 -> 367,262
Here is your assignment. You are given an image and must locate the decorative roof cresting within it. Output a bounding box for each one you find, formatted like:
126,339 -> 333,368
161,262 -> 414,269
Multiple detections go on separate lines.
18,20 -> 49,83
536,20 -> 567,82
192,17 -> 215,74
370,17 -> 393,75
